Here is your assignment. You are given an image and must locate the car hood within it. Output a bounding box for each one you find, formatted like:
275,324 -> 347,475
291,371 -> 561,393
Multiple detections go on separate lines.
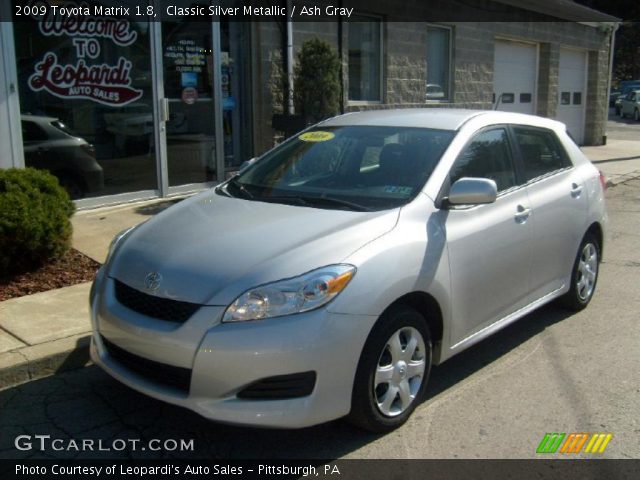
108,190 -> 399,305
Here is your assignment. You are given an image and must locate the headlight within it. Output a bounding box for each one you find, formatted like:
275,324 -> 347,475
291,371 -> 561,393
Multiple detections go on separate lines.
104,226 -> 135,265
222,265 -> 356,322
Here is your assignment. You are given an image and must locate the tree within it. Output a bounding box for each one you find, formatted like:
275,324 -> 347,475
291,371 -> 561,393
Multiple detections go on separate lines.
293,38 -> 341,123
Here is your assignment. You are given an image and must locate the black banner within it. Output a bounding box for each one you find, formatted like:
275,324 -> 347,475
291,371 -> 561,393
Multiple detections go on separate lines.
2,460 -> 640,480
4,0 -> 627,23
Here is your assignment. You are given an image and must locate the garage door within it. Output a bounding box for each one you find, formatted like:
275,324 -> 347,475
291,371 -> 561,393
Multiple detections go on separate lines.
493,40 -> 537,115
556,48 -> 587,145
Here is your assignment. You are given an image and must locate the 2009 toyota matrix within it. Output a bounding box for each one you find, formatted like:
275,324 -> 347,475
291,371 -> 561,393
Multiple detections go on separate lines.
90,109 -> 607,432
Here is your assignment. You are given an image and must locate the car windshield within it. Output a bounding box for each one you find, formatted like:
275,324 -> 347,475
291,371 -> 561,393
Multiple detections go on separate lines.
51,120 -> 79,137
220,126 -> 455,211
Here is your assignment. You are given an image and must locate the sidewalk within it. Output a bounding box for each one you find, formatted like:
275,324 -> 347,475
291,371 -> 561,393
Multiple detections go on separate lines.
0,197 -> 181,388
1,139 -> 640,389
582,139 -> 640,187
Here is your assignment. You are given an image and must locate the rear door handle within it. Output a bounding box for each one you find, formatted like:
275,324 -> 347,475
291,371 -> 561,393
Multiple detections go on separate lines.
571,183 -> 583,197
514,205 -> 531,223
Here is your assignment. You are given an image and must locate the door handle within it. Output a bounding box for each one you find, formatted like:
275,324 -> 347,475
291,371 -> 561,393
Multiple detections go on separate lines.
514,205 -> 531,223
571,183 -> 583,197
159,98 -> 170,123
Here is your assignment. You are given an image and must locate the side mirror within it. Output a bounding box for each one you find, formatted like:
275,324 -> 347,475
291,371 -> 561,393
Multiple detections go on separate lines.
446,177 -> 497,206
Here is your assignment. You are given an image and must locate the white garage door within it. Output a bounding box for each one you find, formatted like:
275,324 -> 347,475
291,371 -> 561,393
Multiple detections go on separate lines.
493,40 -> 537,115
556,48 -> 587,145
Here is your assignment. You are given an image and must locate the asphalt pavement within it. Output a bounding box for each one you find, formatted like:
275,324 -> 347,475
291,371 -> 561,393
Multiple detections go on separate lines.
1,178 -> 638,460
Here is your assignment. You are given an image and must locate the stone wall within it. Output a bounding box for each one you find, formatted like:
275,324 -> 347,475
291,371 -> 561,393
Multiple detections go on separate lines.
253,18 -> 612,154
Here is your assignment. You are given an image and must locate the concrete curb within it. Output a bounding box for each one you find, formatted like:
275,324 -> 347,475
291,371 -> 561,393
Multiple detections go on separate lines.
605,171 -> 640,188
0,333 -> 91,390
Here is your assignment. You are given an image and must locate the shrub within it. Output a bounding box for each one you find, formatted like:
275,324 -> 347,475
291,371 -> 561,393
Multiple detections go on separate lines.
0,168 -> 75,276
293,38 -> 341,123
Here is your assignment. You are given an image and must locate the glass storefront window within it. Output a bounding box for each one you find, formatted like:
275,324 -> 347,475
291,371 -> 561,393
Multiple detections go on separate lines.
348,17 -> 382,102
162,21 -> 217,186
426,26 -> 451,101
13,2 -> 157,199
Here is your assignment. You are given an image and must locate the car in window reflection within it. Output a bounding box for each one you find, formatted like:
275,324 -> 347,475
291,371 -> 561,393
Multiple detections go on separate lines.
91,109 -> 607,432
426,83 -> 445,100
21,115 -> 104,199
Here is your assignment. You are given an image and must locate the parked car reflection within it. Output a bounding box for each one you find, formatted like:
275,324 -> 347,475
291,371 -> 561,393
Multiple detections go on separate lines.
21,115 -> 104,199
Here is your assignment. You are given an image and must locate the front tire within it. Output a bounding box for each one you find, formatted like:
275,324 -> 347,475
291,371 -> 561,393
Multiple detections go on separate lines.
560,233 -> 600,311
348,305 -> 432,432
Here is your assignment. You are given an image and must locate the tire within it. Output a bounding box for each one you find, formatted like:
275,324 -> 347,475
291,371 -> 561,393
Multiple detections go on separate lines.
57,173 -> 85,200
634,109 -> 640,122
615,106 -> 621,116
560,233 -> 600,311
348,305 -> 432,432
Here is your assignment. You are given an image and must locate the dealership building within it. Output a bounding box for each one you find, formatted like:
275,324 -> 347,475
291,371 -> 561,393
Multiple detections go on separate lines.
0,0 -> 617,208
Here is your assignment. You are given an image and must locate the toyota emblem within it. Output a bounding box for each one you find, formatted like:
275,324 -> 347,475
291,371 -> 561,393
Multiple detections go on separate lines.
144,272 -> 162,291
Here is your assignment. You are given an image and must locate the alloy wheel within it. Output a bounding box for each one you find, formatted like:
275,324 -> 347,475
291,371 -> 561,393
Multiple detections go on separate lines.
576,242 -> 598,301
374,327 -> 427,417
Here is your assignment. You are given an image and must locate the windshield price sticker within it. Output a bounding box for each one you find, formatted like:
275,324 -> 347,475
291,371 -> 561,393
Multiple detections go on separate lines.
299,131 -> 335,142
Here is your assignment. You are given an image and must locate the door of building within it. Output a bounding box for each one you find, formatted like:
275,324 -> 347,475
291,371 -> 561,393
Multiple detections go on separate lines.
157,19 -> 252,191
556,48 -> 587,145
493,40 -> 537,115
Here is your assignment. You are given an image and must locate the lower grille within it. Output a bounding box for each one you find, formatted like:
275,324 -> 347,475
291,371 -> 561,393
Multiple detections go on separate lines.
114,280 -> 200,323
101,335 -> 192,393
237,372 -> 316,400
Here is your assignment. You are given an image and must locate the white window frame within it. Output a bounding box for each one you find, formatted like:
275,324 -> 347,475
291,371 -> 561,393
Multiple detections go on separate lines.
426,24 -> 453,103
347,14 -> 384,105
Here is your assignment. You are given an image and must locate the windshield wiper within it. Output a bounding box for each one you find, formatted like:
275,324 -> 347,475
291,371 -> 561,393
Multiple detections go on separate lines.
303,196 -> 372,212
259,195 -> 371,212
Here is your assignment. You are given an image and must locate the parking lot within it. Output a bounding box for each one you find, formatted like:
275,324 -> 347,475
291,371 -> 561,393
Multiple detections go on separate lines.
1,168 -> 639,460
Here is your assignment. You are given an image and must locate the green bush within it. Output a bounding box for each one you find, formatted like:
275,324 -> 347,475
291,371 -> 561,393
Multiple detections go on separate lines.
293,38 -> 341,123
0,168 -> 75,276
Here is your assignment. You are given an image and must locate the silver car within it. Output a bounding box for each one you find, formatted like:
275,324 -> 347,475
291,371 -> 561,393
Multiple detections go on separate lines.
90,109 -> 607,432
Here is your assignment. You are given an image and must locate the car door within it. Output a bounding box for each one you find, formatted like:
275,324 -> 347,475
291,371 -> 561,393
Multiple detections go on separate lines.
443,127 -> 533,346
21,120 -> 49,169
511,126 -> 588,300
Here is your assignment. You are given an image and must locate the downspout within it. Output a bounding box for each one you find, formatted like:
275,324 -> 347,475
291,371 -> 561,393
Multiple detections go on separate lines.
604,22 -> 619,145
286,0 -> 294,115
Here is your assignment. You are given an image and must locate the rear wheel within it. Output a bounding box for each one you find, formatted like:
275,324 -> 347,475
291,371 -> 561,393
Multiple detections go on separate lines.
57,173 -> 85,200
560,233 -> 600,311
634,109 -> 640,122
348,305 -> 432,432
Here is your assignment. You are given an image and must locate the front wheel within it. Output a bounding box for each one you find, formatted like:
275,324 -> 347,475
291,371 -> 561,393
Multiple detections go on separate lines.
348,305 -> 432,432
560,233 -> 600,311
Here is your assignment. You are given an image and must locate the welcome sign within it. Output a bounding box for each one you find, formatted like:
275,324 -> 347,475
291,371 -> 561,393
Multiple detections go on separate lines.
27,0 -> 143,106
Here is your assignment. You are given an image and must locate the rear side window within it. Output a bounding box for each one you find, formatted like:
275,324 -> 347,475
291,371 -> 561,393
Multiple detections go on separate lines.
513,127 -> 572,181
450,128 -> 518,193
21,121 -> 47,142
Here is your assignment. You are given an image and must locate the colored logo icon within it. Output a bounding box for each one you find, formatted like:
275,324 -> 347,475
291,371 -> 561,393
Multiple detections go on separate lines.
536,432 -> 613,454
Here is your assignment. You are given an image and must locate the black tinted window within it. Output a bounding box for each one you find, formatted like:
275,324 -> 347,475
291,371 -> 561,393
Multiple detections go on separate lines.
21,121 -> 47,142
450,128 -> 517,192
513,127 -> 571,181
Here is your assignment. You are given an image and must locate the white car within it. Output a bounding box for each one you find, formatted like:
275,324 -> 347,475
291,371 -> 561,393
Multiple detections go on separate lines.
91,109 -> 607,431
619,89 -> 640,121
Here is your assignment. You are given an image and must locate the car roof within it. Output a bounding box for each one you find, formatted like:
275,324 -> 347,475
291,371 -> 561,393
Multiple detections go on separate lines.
21,114 -> 59,123
318,108 -> 562,131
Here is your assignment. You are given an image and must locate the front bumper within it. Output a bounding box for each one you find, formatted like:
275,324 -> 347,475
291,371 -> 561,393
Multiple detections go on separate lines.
90,270 -> 377,428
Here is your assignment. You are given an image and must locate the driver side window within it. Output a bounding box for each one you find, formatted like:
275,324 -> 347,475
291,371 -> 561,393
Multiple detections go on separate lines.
449,128 -> 518,193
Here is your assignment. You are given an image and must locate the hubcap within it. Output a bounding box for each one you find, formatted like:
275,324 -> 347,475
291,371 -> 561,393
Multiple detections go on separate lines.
374,327 -> 426,417
576,242 -> 598,301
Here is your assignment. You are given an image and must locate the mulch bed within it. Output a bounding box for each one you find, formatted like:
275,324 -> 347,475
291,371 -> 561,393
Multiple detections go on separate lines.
0,249 -> 101,302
